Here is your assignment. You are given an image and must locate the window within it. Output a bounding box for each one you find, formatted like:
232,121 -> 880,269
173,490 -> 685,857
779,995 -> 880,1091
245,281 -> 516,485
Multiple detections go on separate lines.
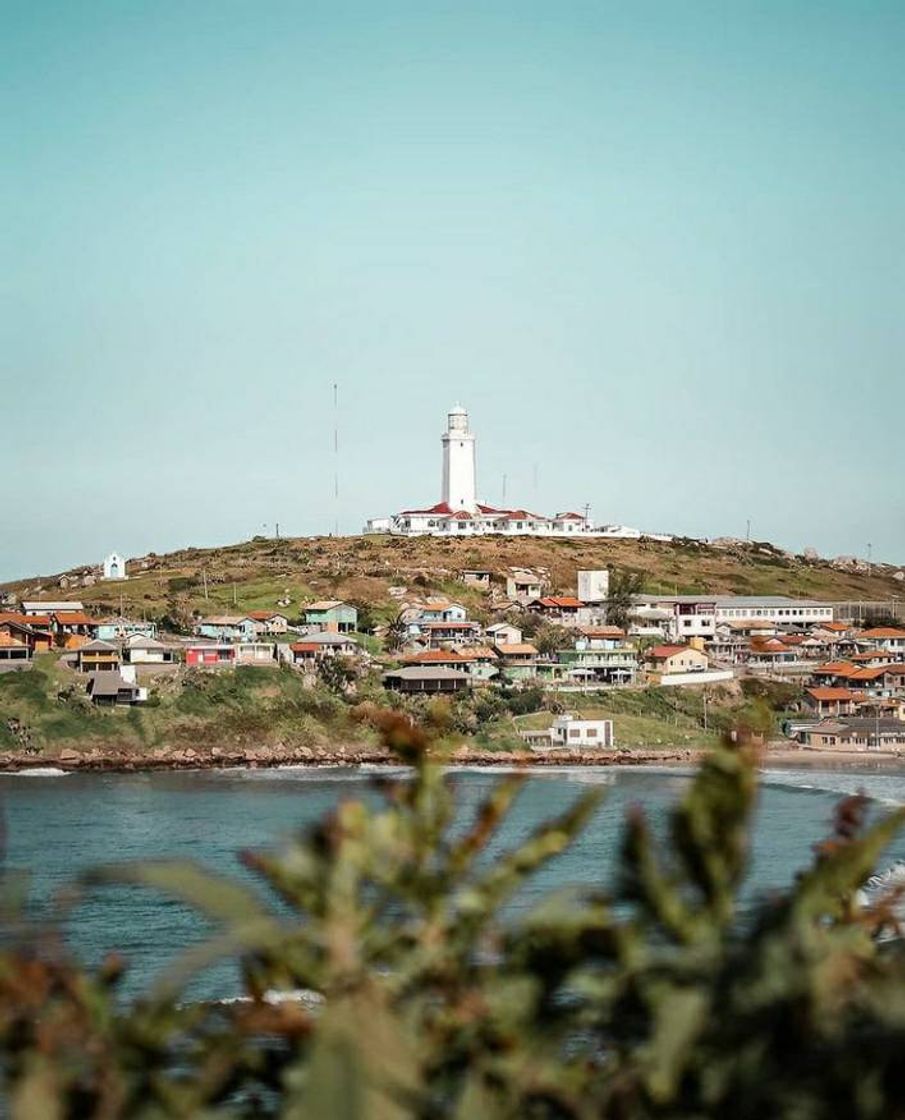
586,727 -> 597,737
569,728 -> 581,738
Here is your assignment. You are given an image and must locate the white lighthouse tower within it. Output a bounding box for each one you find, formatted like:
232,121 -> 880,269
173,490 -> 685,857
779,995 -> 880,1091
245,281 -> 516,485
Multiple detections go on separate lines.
441,404 -> 477,513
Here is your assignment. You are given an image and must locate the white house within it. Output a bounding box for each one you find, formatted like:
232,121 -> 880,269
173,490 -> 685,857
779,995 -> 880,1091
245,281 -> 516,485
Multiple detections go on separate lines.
103,552 -> 128,580
486,622 -> 523,646
522,713 -> 615,750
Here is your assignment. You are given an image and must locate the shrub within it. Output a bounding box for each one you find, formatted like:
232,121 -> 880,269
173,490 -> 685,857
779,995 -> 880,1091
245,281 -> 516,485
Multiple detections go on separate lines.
2,728 -> 905,1117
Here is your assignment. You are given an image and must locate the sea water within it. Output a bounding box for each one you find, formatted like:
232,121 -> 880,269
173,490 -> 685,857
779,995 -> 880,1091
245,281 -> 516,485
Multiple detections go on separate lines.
3,763 -> 905,1001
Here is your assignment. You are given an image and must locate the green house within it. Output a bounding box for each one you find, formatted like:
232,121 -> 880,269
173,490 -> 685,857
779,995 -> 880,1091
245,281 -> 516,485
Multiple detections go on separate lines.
304,600 -> 358,634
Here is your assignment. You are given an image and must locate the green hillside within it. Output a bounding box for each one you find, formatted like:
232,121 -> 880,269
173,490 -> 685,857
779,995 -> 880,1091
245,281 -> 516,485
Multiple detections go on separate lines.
3,533 -> 901,627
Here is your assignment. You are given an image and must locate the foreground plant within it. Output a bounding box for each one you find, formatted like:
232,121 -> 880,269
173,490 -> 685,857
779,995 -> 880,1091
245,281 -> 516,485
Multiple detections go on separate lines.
1,716 -> 905,1118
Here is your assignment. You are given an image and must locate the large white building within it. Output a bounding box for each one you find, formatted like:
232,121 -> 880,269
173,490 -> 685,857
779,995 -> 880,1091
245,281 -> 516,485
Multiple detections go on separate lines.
366,405 -> 666,539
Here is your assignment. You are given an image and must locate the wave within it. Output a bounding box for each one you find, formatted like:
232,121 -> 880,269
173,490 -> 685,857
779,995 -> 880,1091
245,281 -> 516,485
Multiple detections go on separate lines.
0,767 -> 70,778
760,767 -> 905,807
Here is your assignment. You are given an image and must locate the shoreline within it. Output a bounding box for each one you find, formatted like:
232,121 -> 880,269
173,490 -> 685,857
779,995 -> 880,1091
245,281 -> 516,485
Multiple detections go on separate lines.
3,743 -> 905,774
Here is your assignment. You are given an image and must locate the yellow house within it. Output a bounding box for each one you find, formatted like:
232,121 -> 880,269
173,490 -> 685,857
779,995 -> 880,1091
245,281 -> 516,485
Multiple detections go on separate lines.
645,643 -> 709,682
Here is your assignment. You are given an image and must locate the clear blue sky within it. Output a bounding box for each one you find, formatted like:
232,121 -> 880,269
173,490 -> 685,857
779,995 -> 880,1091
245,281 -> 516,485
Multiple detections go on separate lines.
3,0 -> 903,580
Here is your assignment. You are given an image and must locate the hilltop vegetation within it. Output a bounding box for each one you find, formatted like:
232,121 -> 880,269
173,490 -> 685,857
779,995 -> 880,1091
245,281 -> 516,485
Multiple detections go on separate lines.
3,533 -> 901,628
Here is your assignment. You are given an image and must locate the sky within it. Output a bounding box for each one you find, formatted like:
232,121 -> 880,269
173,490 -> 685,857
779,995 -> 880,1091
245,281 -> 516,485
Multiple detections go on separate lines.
3,0 -> 904,581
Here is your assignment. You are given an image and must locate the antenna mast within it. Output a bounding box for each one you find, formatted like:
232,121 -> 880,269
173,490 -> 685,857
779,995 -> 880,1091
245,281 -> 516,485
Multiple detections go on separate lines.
333,383 -> 339,537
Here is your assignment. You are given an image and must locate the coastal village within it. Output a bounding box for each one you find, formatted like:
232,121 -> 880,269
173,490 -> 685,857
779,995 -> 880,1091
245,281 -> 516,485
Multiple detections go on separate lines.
2,405 -> 904,764
3,553 -> 905,761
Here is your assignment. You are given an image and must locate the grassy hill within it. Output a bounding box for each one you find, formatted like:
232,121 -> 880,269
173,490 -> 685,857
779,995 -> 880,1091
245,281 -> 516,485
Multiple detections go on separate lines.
3,533 -> 902,626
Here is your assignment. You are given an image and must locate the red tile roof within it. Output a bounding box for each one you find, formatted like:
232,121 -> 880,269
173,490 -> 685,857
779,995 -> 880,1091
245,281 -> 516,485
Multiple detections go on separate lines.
860,628 -> 905,639
535,596 -> 583,609
404,650 -> 466,664
289,642 -> 319,653
648,644 -> 691,659
53,612 -> 96,626
807,687 -> 856,702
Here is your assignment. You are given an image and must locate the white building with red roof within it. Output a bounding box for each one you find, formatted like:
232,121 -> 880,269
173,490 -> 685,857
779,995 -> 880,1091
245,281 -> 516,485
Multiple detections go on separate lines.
366,405 -> 655,538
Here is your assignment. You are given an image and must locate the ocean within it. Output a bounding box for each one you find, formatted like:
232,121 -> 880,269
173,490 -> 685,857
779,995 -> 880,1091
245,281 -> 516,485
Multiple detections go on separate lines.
4,763 -> 905,1001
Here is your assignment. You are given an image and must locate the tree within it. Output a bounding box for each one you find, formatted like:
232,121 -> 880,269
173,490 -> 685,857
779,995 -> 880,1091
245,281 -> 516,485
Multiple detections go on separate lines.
533,622 -> 572,656
317,654 -> 356,695
384,610 -> 409,652
606,566 -> 645,629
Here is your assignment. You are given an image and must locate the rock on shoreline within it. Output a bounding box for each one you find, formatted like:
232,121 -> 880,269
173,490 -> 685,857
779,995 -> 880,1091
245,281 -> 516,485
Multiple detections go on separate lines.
0,743 -> 707,773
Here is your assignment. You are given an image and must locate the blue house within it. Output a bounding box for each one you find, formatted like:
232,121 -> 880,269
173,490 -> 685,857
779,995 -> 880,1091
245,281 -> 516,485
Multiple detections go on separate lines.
96,617 -> 158,642
195,615 -> 256,642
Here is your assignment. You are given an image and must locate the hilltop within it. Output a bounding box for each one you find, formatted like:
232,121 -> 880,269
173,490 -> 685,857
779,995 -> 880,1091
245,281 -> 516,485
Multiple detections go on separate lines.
3,533 -> 902,625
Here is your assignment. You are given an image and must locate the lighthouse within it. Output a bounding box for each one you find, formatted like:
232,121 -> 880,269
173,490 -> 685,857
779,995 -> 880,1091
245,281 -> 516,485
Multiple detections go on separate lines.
441,404 -> 477,513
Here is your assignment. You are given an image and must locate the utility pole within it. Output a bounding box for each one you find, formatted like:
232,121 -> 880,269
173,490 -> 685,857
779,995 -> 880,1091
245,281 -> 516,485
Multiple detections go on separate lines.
746,519 -> 751,542
232,583 -> 237,607
275,522 -> 280,541
867,542 -> 873,575
202,570 -> 208,600
702,690 -> 708,734
333,383 -> 340,537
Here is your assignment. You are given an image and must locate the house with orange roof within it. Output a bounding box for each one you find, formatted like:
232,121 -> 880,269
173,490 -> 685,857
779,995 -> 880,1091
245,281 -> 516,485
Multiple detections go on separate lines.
526,596 -> 589,626
744,638 -> 801,669
51,611 -> 99,649
644,644 -> 709,681
805,687 -> 861,717
857,627 -> 905,656
0,615 -> 52,654
243,611 -> 291,636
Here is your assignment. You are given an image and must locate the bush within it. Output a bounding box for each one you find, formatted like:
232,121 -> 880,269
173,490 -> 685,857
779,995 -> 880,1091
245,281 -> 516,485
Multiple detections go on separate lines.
3,727 -> 905,1117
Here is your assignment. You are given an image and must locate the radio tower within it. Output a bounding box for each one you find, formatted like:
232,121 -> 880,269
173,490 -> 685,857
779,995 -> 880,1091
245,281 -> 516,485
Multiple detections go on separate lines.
333,383 -> 340,537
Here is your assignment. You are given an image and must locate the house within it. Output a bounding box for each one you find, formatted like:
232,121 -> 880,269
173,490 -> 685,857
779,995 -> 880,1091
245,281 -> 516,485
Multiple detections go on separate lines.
798,718 -> 905,750
122,636 -> 177,665
52,612 -> 99,649
419,620 -> 483,648
407,646 -> 499,681
305,601 -> 358,634
95,617 -> 158,642
506,571 -> 544,604
556,642 -> 639,686
76,640 -> 121,673
288,633 -> 359,666
86,670 -> 147,706
184,642 -> 237,667
858,628 -> 905,657
485,622 -> 523,646
578,626 -> 626,649
459,569 -> 492,589
645,644 -> 709,679
526,597 -> 587,626
234,642 -> 278,665
0,615 -> 53,654
102,552 -> 128,580
417,600 -> 468,623
804,687 -> 860,718
0,634 -> 31,667
243,611 -> 291,636
21,600 -> 84,616
382,666 -> 471,694
521,713 -> 614,750
492,643 -> 541,681
195,616 -> 255,642
744,639 -> 801,669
